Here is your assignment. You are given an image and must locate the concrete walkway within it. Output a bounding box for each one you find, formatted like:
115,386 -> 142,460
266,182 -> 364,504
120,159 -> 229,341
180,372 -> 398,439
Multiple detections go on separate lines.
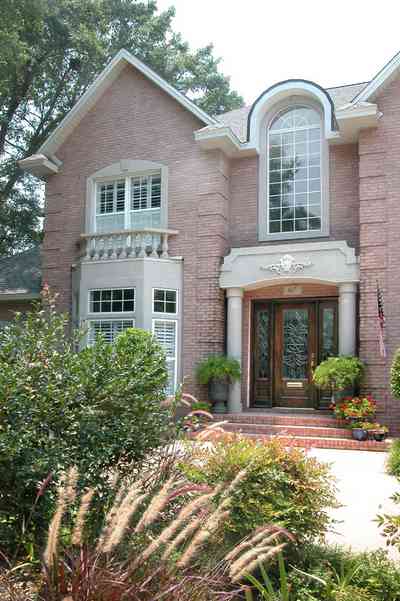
310,448 -> 399,559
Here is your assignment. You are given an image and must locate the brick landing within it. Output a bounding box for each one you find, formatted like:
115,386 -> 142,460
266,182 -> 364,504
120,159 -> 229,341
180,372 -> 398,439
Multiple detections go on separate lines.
217,412 -> 391,451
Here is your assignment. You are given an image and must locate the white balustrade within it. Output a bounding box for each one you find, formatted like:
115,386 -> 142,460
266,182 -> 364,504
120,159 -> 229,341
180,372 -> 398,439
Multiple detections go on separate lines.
81,228 -> 178,261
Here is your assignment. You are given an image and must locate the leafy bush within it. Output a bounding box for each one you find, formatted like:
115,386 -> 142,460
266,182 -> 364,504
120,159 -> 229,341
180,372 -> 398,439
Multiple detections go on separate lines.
387,439 -> 400,478
286,544 -> 400,601
333,395 -> 376,420
0,288 -> 172,555
391,348 -> 400,399
313,356 -> 364,392
179,436 -> 337,544
196,355 -> 241,384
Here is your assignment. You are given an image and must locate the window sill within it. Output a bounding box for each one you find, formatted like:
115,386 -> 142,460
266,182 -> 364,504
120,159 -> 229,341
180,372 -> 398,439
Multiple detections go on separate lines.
258,229 -> 329,243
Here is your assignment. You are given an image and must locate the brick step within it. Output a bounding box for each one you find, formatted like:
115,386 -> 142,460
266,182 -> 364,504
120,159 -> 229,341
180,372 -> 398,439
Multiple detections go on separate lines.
235,432 -> 391,452
223,422 -> 352,439
218,412 -> 344,428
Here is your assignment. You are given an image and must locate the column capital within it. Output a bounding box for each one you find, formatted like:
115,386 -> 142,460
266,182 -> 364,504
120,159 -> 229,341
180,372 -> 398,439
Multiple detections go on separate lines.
226,287 -> 244,299
339,282 -> 358,295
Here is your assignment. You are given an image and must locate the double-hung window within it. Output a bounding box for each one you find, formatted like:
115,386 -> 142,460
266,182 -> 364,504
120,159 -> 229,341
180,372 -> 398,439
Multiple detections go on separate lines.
87,287 -> 135,344
95,172 -> 162,233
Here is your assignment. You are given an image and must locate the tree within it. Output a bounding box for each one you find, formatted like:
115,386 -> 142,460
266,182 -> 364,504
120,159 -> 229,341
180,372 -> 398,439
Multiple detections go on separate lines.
0,0 -> 243,256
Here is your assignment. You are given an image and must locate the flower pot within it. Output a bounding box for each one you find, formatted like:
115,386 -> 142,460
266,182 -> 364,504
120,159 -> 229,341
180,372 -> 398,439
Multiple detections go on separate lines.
373,431 -> 387,442
351,428 -> 368,441
208,379 -> 228,413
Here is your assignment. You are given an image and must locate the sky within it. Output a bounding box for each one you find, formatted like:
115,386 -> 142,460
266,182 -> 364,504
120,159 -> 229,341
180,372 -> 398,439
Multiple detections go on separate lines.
157,0 -> 400,105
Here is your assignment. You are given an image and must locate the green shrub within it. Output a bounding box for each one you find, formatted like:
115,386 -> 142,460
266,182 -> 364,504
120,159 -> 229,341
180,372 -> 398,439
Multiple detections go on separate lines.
387,439 -> 400,478
196,355 -> 241,384
287,545 -> 400,601
179,436 -> 337,544
391,348 -> 400,399
0,288 -> 172,556
313,356 -> 364,392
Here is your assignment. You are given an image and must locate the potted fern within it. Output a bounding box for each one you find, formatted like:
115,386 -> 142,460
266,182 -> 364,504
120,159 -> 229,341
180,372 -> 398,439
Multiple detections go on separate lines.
196,355 -> 241,413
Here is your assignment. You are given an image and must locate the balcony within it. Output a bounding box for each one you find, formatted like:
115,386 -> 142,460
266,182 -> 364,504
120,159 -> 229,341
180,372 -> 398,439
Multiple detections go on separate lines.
81,228 -> 178,261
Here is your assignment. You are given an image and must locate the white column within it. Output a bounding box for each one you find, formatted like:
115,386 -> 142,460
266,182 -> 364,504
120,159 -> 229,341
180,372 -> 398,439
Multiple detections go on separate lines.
226,287 -> 243,412
338,282 -> 357,356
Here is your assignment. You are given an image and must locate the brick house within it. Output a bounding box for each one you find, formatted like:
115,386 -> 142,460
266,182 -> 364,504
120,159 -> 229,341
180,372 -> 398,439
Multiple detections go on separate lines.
10,48 -> 400,431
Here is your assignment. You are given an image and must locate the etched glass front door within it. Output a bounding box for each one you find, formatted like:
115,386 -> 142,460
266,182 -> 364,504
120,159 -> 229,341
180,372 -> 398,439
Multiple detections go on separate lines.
274,303 -> 315,407
252,299 -> 338,408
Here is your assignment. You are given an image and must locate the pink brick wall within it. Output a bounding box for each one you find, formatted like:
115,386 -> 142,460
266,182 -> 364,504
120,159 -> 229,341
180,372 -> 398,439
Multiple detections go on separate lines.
40,60 -> 400,429
43,64 -> 229,399
229,144 -> 359,251
359,77 -> 400,432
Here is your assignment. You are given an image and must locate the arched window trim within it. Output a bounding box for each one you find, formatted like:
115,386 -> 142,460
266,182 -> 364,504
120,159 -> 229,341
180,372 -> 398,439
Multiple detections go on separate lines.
258,96 -> 329,242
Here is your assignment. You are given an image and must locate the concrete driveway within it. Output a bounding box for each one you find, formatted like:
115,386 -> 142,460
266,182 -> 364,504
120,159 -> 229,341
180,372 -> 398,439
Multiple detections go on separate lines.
309,448 -> 399,559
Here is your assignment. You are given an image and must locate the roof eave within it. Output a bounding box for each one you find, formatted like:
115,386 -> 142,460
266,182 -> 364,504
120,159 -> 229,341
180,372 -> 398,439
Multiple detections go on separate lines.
19,154 -> 59,179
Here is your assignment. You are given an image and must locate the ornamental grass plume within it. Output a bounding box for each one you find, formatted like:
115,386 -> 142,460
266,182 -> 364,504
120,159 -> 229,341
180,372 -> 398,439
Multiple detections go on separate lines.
230,543 -> 287,583
71,488 -> 94,546
43,467 -> 78,569
134,475 -> 176,533
137,489 -> 214,563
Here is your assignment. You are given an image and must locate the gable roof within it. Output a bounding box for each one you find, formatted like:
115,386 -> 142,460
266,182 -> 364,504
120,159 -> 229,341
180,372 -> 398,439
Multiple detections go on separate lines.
352,50 -> 400,103
36,49 -> 217,160
0,247 -> 42,299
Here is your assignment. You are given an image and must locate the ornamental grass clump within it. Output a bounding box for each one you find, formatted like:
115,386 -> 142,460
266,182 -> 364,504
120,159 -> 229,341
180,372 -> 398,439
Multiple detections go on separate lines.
38,467 -> 290,601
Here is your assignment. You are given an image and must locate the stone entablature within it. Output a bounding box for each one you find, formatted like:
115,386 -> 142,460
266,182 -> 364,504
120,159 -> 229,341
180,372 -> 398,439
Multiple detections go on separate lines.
220,240 -> 359,290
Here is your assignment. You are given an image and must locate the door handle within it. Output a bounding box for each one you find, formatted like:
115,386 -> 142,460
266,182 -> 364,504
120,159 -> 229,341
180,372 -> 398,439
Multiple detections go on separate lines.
310,353 -> 316,371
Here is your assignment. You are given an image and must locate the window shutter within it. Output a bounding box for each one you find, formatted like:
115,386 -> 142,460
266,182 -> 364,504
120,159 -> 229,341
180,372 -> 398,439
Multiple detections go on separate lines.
89,319 -> 135,345
152,319 -> 177,395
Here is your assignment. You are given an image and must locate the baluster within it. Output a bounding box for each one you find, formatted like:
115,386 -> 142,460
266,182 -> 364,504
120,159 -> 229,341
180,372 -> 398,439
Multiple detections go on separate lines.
138,233 -> 146,258
101,234 -> 110,260
150,234 -> 158,258
93,237 -> 101,261
161,233 -> 169,258
119,232 -> 128,259
84,237 -> 92,261
110,233 -> 118,260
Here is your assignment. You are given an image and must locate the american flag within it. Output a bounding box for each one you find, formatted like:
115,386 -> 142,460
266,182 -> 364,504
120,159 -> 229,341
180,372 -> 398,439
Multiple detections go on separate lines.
376,281 -> 386,358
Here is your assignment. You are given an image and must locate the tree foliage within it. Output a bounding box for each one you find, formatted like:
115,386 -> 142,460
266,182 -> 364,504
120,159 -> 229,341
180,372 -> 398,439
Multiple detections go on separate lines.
0,0 -> 243,255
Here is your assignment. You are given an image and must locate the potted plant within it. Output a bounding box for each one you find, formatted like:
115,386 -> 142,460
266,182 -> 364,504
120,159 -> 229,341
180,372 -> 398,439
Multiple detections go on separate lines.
350,421 -> 369,441
369,423 -> 389,442
313,356 -> 364,404
196,355 -> 241,413
332,395 -> 376,423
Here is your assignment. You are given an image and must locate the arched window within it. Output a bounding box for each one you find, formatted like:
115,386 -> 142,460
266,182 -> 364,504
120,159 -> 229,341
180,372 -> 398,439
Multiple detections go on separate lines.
267,106 -> 322,235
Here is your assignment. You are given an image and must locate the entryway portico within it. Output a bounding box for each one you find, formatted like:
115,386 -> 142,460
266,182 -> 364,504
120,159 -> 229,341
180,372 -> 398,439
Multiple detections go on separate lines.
220,241 -> 359,413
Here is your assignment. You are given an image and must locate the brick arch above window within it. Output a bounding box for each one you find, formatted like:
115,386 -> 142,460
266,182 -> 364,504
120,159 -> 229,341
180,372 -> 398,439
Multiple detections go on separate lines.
85,160 -> 169,233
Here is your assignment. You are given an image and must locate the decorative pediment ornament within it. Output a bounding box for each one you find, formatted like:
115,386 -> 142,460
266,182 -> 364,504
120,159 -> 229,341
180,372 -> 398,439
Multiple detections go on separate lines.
261,254 -> 313,276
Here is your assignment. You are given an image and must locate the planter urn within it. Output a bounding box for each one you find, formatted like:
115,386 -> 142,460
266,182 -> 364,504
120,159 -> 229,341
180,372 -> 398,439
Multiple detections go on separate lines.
208,378 -> 228,413
351,428 -> 368,441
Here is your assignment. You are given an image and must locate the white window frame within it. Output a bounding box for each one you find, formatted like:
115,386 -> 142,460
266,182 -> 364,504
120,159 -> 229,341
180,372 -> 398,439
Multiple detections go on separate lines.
258,98 -> 329,242
88,287 -> 136,315
152,318 -> 178,395
86,160 -> 168,234
152,288 -> 178,316
88,318 -> 135,345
